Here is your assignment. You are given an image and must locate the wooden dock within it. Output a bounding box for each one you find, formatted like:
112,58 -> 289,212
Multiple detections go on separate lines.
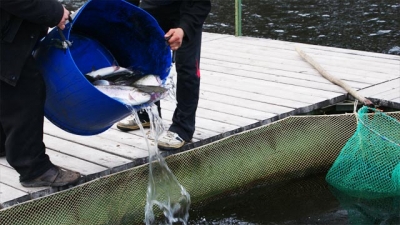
1,32 -> 399,209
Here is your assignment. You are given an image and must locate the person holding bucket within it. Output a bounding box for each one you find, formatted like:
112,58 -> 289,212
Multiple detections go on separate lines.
0,0 -> 81,187
117,0 -> 211,150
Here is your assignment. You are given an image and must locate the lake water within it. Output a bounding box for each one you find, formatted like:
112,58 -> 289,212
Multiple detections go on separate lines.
204,0 -> 400,55
62,0 -> 400,55
188,174 -> 400,224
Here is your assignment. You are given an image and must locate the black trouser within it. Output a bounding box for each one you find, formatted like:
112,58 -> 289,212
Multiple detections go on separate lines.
137,3 -> 202,142
0,56 -> 54,182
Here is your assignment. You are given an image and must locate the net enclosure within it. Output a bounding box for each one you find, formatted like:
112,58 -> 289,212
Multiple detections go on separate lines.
326,106 -> 400,198
1,111 -> 399,224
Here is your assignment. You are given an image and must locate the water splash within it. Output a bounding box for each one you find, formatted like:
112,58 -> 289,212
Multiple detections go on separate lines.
125,101 -> 190,224
162,64 -> 177,105
145,104 -> 190,224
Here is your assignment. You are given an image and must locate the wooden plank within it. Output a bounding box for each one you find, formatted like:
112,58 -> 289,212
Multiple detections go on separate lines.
374,87 -> 400,100
159,120 -> 219,141
202,44 -> 399,75
199,84 -> 310,108
0,165 -> 54,202
295,50 -> 400,72
0,149 -> 108,182
95,128 -> 156,151
202,51 -> 397,80
46,150 -> 109,181
202,63 -> 359,93
197,98 -> 277,120
44,120 -> 149,159
161,109 -> 240,134
44,134 -> 134,173
201,32 -> 230,42
201,72 -> 329,104
358,78 -> 400,97
0,163 -> 46,193
0,183 -> 30,209
202,70 -> 345,99
161,101 -> 259,127
202,63 -> 372,88
198,90 -> 295,114
201,58 -> 385,86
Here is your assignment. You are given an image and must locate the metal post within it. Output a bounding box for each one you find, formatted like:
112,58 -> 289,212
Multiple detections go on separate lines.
235,0 -> 242,36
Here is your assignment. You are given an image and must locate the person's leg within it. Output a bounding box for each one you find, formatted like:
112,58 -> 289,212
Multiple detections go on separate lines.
0,56 -> 80,186
139,3 -> 202,149
168,29 -> 202,142
0,57 -> 54,182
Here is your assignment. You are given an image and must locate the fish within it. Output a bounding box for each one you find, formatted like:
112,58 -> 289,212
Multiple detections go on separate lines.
132,84 -> 168,94
131,74 -> 168,94
95,85 -> 151,105
112,76 -> 139,86
92,80 -> 113,86
85,66 -> 136,82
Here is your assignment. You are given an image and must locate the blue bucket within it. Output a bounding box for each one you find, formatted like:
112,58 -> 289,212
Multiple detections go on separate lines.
34,0 -> 172,135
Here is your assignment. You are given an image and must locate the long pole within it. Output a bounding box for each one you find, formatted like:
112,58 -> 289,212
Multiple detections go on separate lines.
295,46 -> 373,106
235,0 -> 242,36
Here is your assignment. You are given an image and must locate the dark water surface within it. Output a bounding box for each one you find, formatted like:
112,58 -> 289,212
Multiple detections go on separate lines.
62,0 -> 400,55
204,0 -> 400,55
189,175 -> 347,224
188,174 -> 400,224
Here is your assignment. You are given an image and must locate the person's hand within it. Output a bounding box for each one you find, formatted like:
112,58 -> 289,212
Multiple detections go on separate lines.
57,7 -> 70,30
165,28 -> 184,51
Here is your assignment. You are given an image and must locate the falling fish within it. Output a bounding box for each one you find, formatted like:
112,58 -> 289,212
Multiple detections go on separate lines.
95,85 -> 151,105
85,66 -> 136,82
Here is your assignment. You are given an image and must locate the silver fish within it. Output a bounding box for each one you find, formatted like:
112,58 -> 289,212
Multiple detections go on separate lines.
95,85 -> 151,105
85,66 -> 135,82
92,80 -> 113,86
131,74 -> 168,94
132,84 -> 168,94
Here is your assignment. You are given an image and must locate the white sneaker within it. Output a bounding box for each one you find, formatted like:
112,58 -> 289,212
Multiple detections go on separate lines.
157,131 -> 185,150
116,115 -> 150,131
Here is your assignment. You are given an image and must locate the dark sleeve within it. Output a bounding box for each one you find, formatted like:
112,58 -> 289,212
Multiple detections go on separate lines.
178,0 -> 211,41
0,0 -> 64,27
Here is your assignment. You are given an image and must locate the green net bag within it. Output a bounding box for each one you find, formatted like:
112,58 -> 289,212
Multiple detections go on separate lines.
326,106 -> 400,198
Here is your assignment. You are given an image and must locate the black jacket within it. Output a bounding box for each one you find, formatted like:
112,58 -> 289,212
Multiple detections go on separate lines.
140,0 -> 211,42
0,0 -> 64,86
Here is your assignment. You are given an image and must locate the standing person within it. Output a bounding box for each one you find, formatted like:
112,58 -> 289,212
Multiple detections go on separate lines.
118,0 -> 211,151
0,0 -> 81,187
